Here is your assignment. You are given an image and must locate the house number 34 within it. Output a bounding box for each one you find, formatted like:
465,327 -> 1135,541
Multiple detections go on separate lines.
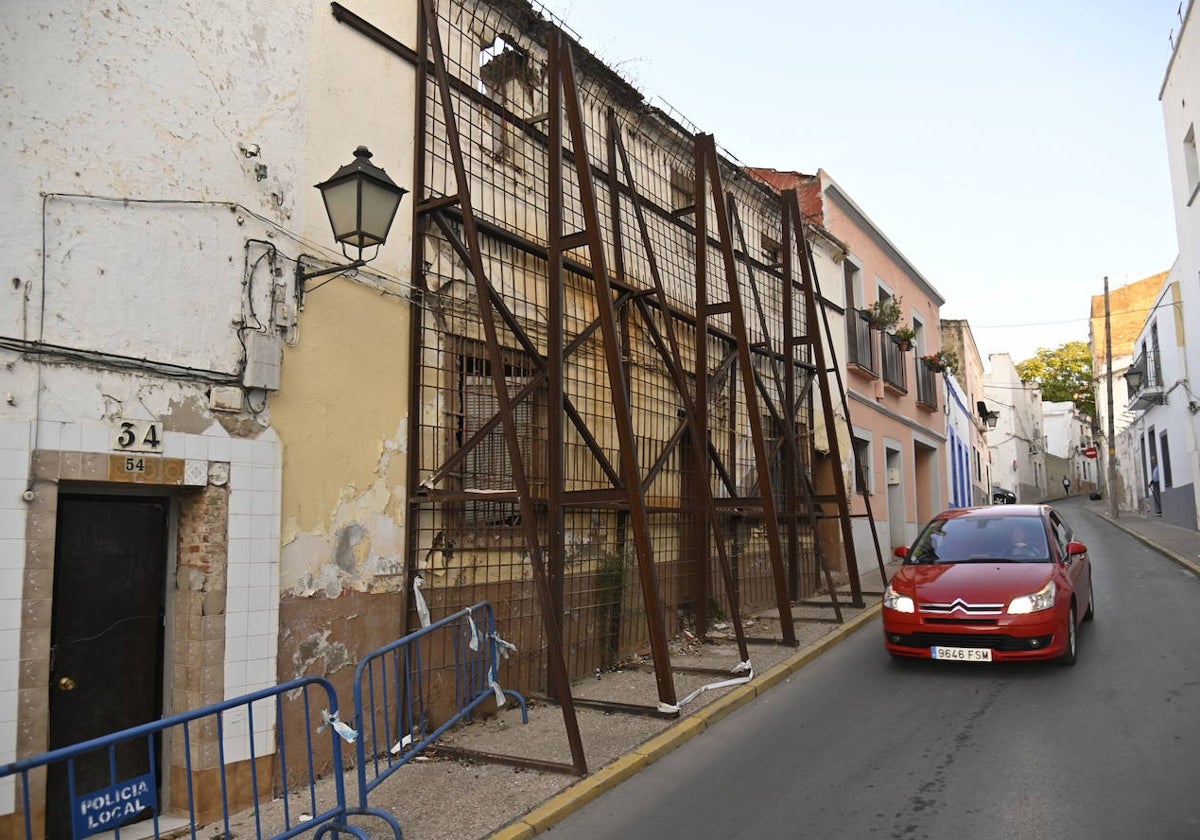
112,420 -> 164,453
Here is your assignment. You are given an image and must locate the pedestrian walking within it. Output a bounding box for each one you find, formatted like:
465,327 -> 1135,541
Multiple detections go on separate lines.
1062,476 -> 1071,497
1149,455 -> 1162,515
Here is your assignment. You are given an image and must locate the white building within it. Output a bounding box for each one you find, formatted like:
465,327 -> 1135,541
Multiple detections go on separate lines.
1135,0 -> 1200,529
984,353 -> 1045,502
0,0 -> 419,828
1123,279 -> 1197,526
942,319 -> 993,506
945,374 -> 976,508
1042,401 -> 1098,493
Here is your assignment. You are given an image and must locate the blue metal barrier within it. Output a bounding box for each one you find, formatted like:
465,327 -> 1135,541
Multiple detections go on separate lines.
0,676 -> 401,840
352,601 -> 527,807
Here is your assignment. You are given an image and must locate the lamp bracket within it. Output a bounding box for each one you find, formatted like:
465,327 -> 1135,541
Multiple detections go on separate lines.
298,259 -> 365,283
295,258 -> 366,308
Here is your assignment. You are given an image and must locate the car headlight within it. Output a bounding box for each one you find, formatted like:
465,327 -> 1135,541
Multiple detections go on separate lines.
883,584 -> 915,613
1008,580 -> 1056,614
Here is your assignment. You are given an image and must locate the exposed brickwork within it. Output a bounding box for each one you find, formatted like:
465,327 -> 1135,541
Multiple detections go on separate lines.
170,484 -> 229,763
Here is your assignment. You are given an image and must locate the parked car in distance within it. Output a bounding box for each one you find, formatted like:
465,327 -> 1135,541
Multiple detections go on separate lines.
883,505 -> 1094,665
992,487 -> 1017,504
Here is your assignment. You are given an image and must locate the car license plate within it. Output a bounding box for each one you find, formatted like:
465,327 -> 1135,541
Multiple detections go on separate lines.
931,646 -> 992,662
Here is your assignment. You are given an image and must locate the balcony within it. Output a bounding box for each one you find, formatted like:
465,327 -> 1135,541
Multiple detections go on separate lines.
1125,350 -> 1165,410
915,357 -> 938,410
881,333 -> 908,393
847,309 -> 878,375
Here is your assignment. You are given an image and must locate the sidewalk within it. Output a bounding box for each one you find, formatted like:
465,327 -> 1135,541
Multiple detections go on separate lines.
1083,497 -> 1200,576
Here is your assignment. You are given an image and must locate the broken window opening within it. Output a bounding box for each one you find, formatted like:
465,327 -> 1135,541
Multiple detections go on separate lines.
478,33 -> 536,163
454,348 -> 546,529
669,165 -> 695,214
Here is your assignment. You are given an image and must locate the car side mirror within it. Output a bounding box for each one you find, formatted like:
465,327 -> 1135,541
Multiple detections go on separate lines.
1065,541 -> 1087,558
893,546 -> 911,561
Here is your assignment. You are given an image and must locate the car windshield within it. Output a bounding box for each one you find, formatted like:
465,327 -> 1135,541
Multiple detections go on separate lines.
907,515 -> 1051,564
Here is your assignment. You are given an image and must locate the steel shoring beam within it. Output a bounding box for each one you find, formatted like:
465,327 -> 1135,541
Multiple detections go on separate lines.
555,34 -> 678,709
700,135 -> 798,646
727,199 -> 791,430
785,189 -> 883,604
420,0 -> 587,774
727,199 -> 839,613
776,200 -> 851,615
547,30 -> 567,706
605,113 -> 751,665
723,202 -> 848,615
401,0 -> 433,645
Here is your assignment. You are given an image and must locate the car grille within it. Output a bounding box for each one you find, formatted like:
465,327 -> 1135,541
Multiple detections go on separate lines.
892,632 -> 1054,652
920,599 -> 1004,616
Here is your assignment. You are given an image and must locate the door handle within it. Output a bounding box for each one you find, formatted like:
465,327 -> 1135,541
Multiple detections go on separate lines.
57,677 -> 76,692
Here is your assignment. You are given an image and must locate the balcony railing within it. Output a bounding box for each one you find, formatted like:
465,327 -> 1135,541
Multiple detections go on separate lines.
847,309 -> 878,375
1127,349 -> 1165,410
915,357 -> 938,409
881,334 -> 908,393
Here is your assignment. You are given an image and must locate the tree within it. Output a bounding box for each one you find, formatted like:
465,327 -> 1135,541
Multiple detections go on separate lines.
1016,341 -> 1096,419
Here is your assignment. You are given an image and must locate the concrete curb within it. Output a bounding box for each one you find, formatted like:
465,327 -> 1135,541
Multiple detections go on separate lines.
488,604 -> 882,840
1085,507 -> 1200,577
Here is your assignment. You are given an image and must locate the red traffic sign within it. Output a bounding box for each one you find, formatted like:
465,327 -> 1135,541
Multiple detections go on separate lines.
1083,446 -> 1098,459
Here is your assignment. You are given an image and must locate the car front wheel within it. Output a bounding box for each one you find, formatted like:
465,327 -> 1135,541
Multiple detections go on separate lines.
1058,604 -> 1077,666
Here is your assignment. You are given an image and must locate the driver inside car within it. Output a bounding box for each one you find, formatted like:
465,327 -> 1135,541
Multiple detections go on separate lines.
1006,522 -> 1044,560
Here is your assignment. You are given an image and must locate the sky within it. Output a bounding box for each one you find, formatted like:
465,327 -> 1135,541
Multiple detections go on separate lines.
535,0 -> 1185,367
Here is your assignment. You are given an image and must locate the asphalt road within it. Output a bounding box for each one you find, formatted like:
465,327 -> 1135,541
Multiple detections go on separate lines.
547,498 -> 1200,840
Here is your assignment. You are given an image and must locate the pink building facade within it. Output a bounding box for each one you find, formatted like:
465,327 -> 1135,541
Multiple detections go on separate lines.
751,168 -> 948,557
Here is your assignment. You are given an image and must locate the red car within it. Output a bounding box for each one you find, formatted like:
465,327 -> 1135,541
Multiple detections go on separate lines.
883,505 -> 1094,664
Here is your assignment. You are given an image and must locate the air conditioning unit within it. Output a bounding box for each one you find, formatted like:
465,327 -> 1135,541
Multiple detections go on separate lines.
887,467 -> 900,485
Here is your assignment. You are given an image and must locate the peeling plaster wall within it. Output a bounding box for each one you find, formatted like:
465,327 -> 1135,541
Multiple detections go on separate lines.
1,1 -> 311,332
0,1 -> 327,815
273,280 -> 411,602
262,0 -> 420,690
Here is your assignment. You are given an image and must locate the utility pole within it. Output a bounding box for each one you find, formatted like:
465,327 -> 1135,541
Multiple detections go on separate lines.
1105,276 -> 1119,519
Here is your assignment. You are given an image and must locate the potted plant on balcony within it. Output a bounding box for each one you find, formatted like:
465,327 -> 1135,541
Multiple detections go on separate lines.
863,296 -> 902,331
892,324 -> 917,351
921,348 -> 959,374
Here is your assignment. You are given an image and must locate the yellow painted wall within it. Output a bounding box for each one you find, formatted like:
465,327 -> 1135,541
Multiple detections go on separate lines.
272,279 -> 411,596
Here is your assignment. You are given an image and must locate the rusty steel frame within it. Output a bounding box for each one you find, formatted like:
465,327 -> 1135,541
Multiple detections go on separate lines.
416,0 -> 588,775
697,134 -> 798,645
602,109 -> 752,662
337,0 -> 872,769
553,34 -> 679,708
785,188 -> 887,600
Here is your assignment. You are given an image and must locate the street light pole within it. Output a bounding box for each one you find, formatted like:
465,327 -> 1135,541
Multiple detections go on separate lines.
1105,276 -> 1119,519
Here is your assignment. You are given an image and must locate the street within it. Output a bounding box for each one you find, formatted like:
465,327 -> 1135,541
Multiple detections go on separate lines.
548,499 -> 1200,839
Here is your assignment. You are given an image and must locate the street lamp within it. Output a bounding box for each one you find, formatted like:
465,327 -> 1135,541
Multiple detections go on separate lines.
1123,364 -> 1144,394
977,401 -> 1000,430
297,146 -> 408,297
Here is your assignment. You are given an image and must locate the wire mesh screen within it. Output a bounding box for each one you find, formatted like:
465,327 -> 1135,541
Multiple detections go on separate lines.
410,0 -> 824,700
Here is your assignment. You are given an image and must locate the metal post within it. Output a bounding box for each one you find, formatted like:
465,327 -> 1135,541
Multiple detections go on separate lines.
1105,276 -> 1119,519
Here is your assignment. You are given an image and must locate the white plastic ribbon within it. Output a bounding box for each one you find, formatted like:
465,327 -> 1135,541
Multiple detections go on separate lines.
466,608 -> 480,651
488,678 -> 507,708
490,632 -> 516,659
486,631 -> 518,708
390,734 -> 413,755
673,660 -> 755,709
319,709 -> 359,744
413,576 -> 431,628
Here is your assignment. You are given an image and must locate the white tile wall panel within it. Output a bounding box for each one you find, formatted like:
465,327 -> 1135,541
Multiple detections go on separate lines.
0,420 -> 29,451
80,422 -> 110,453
